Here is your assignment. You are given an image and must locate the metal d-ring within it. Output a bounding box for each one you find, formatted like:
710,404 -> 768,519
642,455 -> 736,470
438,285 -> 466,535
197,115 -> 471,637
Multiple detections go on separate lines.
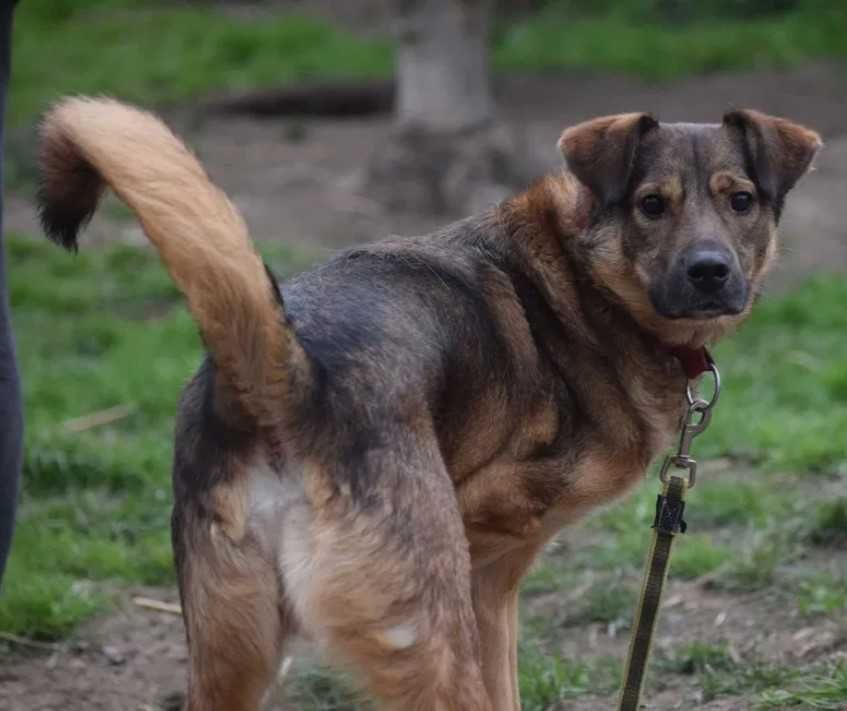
686,361 -> 721,411
658,454 -> 698,487
661,359 -> 721,489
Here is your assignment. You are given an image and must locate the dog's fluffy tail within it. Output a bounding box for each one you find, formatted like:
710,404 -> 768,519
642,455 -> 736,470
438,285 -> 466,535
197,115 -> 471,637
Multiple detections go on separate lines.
38,96 -> 310,426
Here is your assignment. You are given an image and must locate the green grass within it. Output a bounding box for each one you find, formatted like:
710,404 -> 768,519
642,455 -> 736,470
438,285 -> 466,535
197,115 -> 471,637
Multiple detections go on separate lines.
796,574 -> 847,616
705,276 -> 847,472
659,641 -> 736,676
668,535 -> 732,580
658,643 -> 847,708
11,1 -> 392,126
518,647 -> 590,711
495,1 -> 847,80
0,561 -> 102,640
523,560 -> 577,596
708,535 -> 784,592
758,662 -> 847,710
0,235 -> 313,640
518,641 -> 621,709
565,577 -> 636,627
286,666 -> 367,711
807,498 -> 847,547
686,478 -> 789,528
9,0 -> 847,127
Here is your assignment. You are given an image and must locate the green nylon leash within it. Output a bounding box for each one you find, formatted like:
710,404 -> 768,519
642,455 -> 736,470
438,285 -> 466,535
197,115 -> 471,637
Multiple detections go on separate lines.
619,475 -> 688,711
617,356 -> 720,711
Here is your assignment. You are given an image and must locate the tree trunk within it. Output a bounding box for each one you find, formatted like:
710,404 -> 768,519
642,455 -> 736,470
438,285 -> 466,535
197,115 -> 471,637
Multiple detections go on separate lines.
367,0 -> 521,214
395,0 -> 493,133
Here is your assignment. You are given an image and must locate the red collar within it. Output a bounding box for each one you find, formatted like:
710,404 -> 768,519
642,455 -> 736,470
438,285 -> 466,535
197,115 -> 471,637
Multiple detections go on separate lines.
665,345 -> 713,380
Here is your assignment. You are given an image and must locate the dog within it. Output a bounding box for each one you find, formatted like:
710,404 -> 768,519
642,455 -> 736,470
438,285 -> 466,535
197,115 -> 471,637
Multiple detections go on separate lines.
37,98 -> 820,711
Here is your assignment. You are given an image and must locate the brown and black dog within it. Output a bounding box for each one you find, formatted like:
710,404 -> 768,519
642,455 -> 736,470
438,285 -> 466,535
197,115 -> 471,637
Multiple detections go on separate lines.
37,98 -> 820,711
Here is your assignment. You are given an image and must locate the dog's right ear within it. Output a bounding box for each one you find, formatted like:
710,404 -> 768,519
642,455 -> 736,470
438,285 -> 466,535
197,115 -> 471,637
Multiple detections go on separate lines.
559,113 -> 658,206
722,109 -> 822,206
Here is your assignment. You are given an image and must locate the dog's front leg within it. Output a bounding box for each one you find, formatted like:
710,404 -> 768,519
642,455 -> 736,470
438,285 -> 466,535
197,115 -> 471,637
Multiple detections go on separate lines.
473,581 -> 520,711
472,544 -> 540,711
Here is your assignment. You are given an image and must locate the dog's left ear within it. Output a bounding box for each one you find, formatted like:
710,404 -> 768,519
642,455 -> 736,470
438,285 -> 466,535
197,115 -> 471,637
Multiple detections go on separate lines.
723,109 -> 822,205
559,113 -> 658,206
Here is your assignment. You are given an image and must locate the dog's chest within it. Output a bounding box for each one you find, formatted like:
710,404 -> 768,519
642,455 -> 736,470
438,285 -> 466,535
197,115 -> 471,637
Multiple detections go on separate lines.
458,379 -> 682,565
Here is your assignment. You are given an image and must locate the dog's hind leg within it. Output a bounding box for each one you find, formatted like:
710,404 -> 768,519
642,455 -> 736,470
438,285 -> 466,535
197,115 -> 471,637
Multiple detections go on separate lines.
283,453 -> 493,711
174,498 -> 293,711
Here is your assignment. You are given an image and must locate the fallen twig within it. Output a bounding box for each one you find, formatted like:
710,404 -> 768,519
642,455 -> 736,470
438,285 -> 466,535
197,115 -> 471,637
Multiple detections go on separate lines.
64,403 -> 136,433
0,631 -> 60,651
132,596 -> 182,615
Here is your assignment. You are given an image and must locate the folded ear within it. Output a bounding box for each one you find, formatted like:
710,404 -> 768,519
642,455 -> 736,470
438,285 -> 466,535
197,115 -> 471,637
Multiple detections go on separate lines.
558,112 -> 658,206
723,109 -> 822,206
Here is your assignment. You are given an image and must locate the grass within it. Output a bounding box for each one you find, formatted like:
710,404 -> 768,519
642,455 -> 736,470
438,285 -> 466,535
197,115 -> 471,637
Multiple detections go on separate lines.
668,535 -> 732,580
11,1 -> 392,126
564,578 -> 635,627
705,276 -> 847,472
658,643 -> 847,708
8,0 -> 847,127
807,498 -> 847,547
706,535 -> 784,593
522,560 -> 579,596
796,574 -> 847,616
758,662 -> 847,710
517,644 -> 620,710
494,1 -> 847,80
518,646 -> 591,710
686,478 -> 789,528
286,666 -> 367,711
0,234 -> 314,640
659,641 -> 736,676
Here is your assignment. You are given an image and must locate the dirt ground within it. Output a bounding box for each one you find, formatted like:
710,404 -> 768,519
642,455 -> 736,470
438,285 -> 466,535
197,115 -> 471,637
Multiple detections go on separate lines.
2,61 -> 846,710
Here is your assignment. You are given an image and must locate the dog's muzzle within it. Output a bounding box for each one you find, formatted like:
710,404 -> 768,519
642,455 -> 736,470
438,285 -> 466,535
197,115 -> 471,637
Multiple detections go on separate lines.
649,242 -> 748,320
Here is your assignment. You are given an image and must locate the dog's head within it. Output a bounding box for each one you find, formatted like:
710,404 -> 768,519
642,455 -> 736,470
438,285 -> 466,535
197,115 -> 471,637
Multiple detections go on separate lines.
559,110 -> 821,346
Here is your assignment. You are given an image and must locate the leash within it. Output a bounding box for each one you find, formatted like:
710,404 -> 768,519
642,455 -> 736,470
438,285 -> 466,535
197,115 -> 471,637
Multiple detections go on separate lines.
618,349 -> 720,711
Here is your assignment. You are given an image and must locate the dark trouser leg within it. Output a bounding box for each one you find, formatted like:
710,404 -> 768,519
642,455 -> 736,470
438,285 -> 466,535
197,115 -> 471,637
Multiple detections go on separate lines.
0,0 -> 22,588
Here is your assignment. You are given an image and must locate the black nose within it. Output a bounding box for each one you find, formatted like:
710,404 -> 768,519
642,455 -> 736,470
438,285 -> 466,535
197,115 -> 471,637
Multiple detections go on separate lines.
686,249 -> 731,294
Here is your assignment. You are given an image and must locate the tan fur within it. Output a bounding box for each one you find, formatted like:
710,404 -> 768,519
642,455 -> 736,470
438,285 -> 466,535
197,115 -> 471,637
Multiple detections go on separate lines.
710,171 -> 756,195
737,109 -> 823,182
501,173 -> 596,346
180,485 -> 288,711
181,550 -> 285,711
285,456 -> 493,711
557,113 -> 648,168
471,545 -> 540,711
38,97 -> 309,426
634,176 -> 684,208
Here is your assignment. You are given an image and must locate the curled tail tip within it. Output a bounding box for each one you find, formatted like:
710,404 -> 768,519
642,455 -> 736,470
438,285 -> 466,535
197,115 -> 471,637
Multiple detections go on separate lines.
37,97 -> 106,252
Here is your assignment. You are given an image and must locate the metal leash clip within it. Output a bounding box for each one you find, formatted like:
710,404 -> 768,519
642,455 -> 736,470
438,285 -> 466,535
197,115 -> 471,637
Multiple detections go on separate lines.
658,361 -> 721,489
621,357 -> 722,711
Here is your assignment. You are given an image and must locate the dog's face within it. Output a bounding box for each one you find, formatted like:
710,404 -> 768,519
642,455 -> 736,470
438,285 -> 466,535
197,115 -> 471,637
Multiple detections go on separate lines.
560,110 -> 821,346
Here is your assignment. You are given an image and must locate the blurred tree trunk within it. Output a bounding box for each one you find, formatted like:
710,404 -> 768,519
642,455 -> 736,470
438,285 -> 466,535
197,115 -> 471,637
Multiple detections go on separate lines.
367,0 -> 520,214
395,0 -> 493,132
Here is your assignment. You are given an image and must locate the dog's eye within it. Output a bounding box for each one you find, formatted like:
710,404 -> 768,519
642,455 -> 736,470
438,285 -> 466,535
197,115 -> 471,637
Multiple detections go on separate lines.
730,191 -> 754,213
640,194 -> 666,217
